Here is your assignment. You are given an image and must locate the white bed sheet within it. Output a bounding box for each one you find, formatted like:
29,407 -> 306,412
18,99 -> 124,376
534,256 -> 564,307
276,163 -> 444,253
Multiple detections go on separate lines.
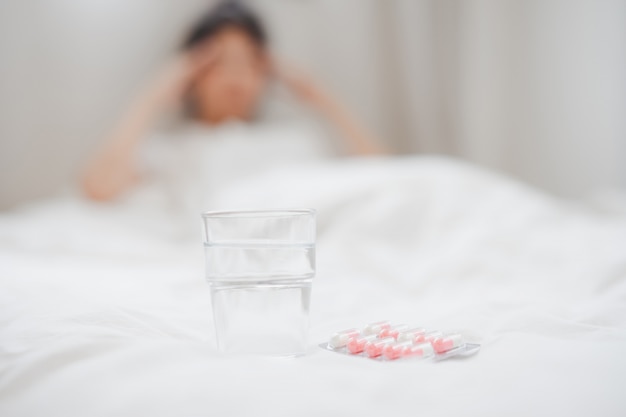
1,156 -> 626,416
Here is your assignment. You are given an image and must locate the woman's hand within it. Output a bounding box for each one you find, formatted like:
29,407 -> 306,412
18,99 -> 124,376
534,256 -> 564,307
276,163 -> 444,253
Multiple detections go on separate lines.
272,59 -> 333,112
145,41 -> 220,111
272,57 -> 387,156
81,42 -> 220,201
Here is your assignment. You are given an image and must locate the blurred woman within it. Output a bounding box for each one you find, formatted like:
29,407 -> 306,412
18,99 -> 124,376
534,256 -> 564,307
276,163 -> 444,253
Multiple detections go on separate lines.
82,0 -> 384,201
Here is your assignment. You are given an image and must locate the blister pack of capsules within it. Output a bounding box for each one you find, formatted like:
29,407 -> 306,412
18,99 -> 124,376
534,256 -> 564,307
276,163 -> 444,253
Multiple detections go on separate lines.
321,321 -> 480,361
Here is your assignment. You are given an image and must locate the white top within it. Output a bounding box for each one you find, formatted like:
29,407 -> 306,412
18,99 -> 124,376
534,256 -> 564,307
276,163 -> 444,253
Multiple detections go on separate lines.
137,120 -> 330,226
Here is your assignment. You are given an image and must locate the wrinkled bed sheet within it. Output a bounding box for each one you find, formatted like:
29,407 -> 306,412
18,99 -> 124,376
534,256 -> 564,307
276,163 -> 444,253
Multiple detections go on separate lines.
1,156 -> 626,416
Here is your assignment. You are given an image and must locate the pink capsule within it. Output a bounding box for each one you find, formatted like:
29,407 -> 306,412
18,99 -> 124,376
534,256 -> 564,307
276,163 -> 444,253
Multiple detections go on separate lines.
396,328 -> 427,343
382,340 -> 413,360
364,337 -> 396,358
414,330 -> 443,344
431,334 -> 464,353
363,321 -> 392,336
379,324 -> 409,339
347,334 -> 378,354
403,342 -> 435,358
328,328 -> 361,349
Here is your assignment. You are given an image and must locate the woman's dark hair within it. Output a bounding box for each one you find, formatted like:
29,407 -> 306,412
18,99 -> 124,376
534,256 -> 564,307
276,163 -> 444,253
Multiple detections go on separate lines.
183,1 -> 267,50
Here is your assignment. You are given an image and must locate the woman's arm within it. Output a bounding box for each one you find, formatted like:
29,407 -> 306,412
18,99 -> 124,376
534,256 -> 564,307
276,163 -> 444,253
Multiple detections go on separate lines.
81,90 -> 164,201
81,44 -> 217,201
275,63 -> 387,156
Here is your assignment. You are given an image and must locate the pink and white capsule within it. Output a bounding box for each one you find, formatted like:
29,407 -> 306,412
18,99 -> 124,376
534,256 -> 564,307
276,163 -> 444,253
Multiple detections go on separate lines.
379,324 -> 409,339
347,334 -> 378,354
402,342 -> 435,358
396,328 -> 427,343
364,337 -> 396,358
328,328 -> 361,349
382,340 -> 413,360
431,334 -> 464,353
413,330 -> 443,344
363,321 -> 392,336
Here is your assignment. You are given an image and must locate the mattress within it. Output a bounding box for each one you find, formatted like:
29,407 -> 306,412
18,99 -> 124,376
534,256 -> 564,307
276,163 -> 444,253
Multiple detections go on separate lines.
1,156 -> 625,416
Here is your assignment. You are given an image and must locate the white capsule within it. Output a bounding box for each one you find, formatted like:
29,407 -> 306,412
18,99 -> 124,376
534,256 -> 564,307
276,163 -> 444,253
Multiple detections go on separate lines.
328,328 -> 360,349
362,320 -> 392,336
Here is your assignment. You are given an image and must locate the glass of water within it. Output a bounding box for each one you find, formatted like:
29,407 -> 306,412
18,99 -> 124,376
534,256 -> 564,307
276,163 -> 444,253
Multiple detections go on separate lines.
201,209 -> 316,356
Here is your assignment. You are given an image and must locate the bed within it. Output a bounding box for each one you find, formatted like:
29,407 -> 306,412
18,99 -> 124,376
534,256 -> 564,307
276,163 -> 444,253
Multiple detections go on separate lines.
1,156 -> 625,416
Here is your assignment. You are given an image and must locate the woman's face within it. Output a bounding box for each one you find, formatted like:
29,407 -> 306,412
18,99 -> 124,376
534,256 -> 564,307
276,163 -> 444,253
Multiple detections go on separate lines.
191,27 -> 269,124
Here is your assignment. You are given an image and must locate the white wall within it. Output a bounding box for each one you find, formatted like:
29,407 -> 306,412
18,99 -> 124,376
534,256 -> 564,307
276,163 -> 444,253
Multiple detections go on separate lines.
388,0 -> 626,196
0,0 -> 207,208
514,0 -> 626,195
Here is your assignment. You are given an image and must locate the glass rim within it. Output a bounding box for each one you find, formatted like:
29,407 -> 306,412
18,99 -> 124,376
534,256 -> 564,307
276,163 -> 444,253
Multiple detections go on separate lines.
201,208 -> 316,219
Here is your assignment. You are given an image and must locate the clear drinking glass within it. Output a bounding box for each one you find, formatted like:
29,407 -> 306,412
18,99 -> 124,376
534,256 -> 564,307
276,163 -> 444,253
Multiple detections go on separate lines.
201,209 -> 316,356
